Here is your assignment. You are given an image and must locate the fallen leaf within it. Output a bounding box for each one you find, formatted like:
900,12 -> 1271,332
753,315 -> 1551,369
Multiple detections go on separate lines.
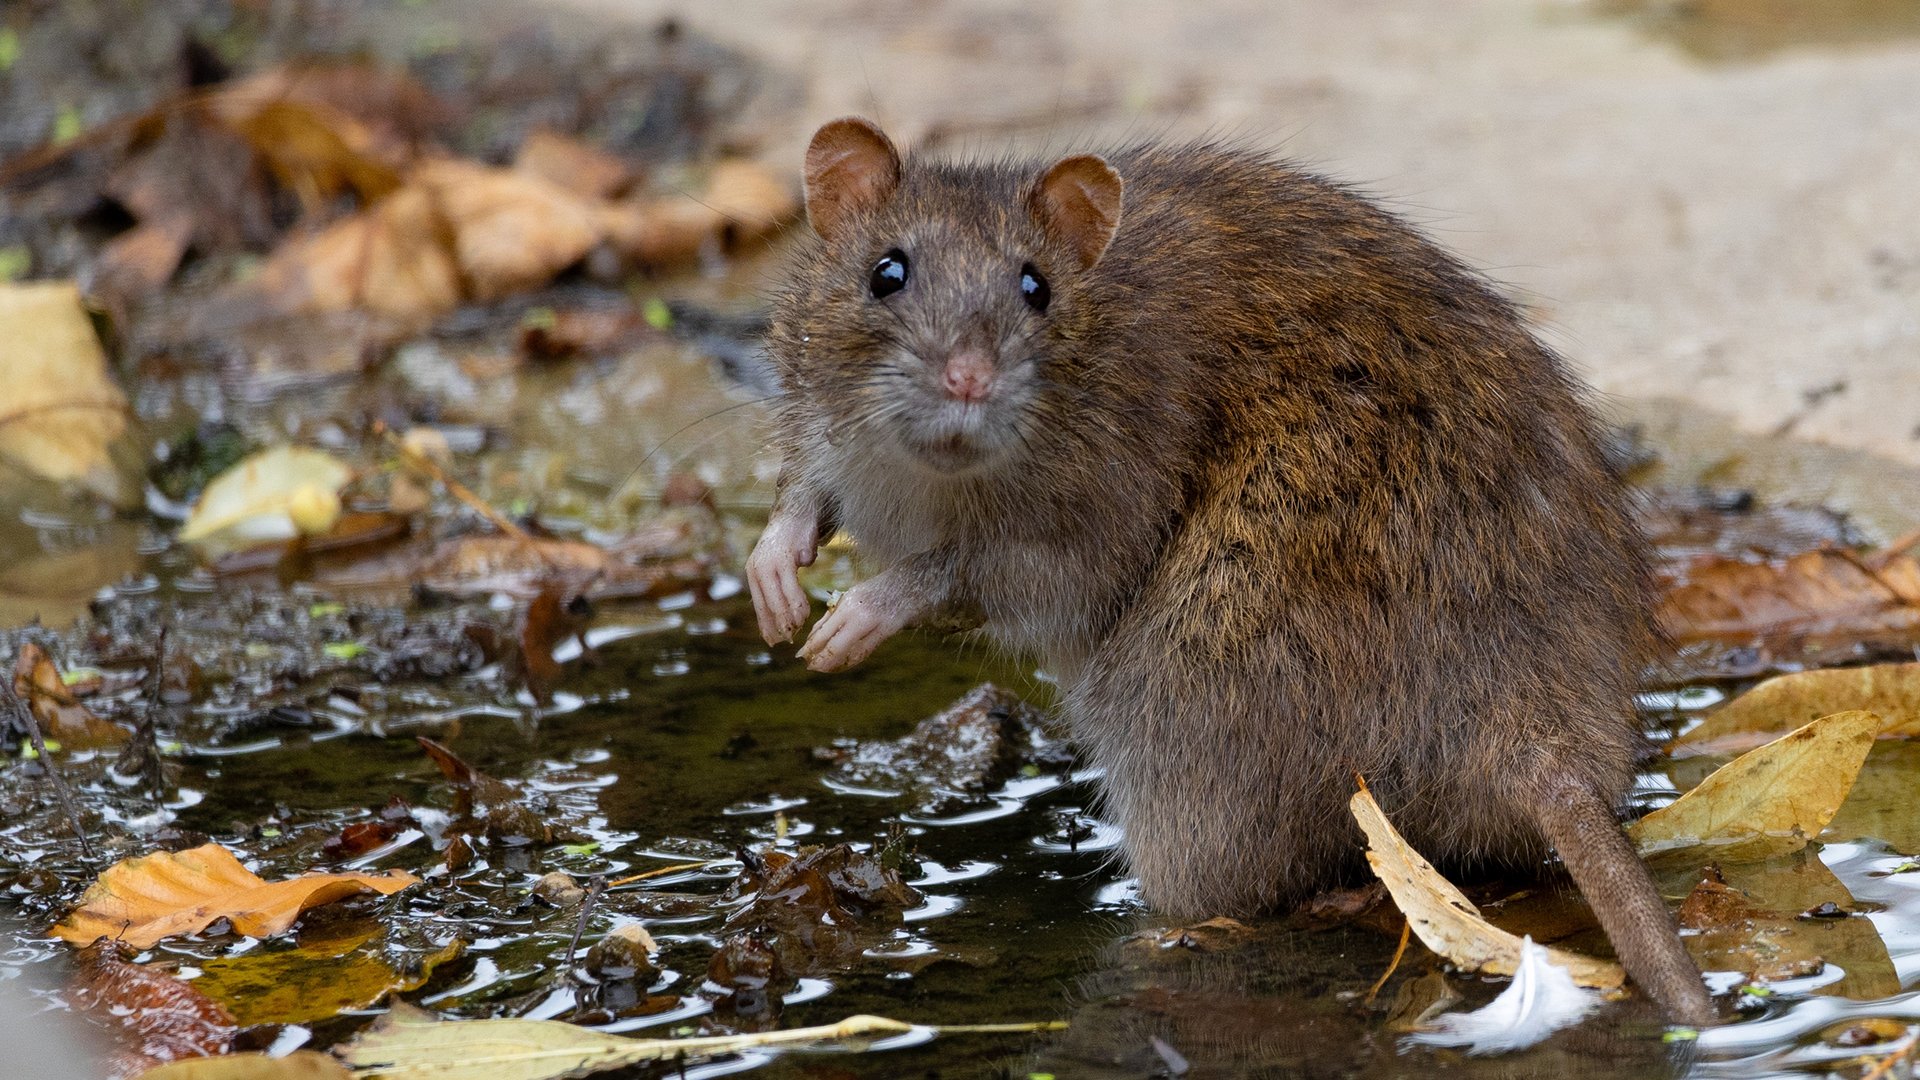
52,843 -> 419,949
1640,491 -> 1857,569
518,586 -> 591,701
818,684 -> 1061,814
418,737 -> 574,845
1673,663 -> 1920,756
71,939 -> 235,1077
223,99 -> 404,212
413,515 -> 718,601
190,925 -> 463,1026
133,1050 -> 352,1079
13,642 -> 128,748
208,65 -> 445,173
177,446 -> 354,556
1349,783 -> 1624,989
1675,862 -> 1897,999
1126,917 -> 1258,954
245,184 -> 462,327
1630,710 -> 1881,860
335,1003 -> 1061,1080
1658,549 -> 1920,680
600,159 -> 796,267
412,159 -> 600,302
0,281 -> 128,497
96,221 -> 195,300
514,129 -> 633,199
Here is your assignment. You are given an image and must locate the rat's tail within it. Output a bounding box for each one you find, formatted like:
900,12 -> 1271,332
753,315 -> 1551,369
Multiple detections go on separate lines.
1531,771 -> 1716,1026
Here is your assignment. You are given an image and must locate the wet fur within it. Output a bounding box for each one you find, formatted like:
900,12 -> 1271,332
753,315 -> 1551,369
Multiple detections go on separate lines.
764,140 -> 1711,1021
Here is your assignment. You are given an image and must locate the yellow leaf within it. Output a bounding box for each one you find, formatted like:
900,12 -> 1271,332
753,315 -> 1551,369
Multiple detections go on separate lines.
191,925 -> 463,1026
1349,783 -> 1624,989
1631,710 -> 1881,860
0,281 -> 128,497
337,1005 -> 1064,1080
178,446 -> 353,555
52,843 -> 418,949
1673,663 -> 1920,756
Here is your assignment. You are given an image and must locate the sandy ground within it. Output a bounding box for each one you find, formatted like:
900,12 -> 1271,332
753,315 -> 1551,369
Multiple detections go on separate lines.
549,0 -> 1920,520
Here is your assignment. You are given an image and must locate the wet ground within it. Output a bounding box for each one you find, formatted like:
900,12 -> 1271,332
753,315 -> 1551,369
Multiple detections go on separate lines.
4,2 -> 1920,1078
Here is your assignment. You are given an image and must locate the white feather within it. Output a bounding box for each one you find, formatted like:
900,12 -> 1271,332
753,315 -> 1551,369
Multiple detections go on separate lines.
1404,936 -> 1603,1056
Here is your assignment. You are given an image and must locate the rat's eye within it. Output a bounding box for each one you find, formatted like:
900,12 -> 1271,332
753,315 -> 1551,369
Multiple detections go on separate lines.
869,249 -> 909,299
1020,263 -> 1050,313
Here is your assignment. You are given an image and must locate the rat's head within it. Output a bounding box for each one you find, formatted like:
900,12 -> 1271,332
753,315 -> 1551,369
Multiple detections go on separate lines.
770,117 -> 1124,475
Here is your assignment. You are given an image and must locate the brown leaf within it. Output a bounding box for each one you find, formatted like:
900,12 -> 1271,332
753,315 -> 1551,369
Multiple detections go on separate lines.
104,104 -> 276,258
517,306 -> 649,361
601,159 -> 796,268
1676,862 -> 1898,998
1127,917 -> 1258,954
1630,710 -> 1882,860
96,221 -> 195,300
14,642 -> 127,749
413,159 -> 600,302
1660,549 -> 1920,640
1673,662 -> 1920,756
52,843 -> 419,949
415,525 -> 715,601
208,65 -> 445,172
246,184 -> 462,328
417,736 -> 566,845
519,586 -> 591,700
514,129 -> 634,199
718,845 -> 924,983
223,99 -> 404,211
71,939 -> 235,1076
1657,547 -> 1920,680
323,820 -> 404,862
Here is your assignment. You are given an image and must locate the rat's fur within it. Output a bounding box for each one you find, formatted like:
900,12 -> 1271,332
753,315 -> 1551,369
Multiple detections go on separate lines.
755,123 -> 1712,1024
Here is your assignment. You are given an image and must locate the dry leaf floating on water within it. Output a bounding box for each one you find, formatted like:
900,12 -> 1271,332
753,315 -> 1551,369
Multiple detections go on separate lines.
1674,663 -> 1920,756
1629,710 -> 1882,860
52,843 -> 419,949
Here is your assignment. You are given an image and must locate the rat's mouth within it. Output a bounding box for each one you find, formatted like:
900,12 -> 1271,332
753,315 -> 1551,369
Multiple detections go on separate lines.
903,431 -> 989,472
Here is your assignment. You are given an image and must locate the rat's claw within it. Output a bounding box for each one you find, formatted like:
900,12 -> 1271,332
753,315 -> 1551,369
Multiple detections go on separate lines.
746,543 -> 809,645
797,587 -> 898,672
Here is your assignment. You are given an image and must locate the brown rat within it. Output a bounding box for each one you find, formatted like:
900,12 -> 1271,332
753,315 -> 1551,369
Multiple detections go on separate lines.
747,117 -> 1714,1024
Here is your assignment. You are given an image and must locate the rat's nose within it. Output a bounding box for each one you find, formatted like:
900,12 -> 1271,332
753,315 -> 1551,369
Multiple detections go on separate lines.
941,349 -> 996,403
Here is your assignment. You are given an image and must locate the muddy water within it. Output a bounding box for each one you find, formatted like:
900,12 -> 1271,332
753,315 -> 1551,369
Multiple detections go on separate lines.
8,570 -> 1919,1077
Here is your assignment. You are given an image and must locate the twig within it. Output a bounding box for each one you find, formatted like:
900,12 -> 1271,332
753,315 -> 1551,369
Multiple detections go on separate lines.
564,874 -> 607,971
376,423 -> 529,540
3,679 -> 94,861
606,860 -> 716,888
1365,920 -> 1412,1005
1860,1036 -> 1916,1080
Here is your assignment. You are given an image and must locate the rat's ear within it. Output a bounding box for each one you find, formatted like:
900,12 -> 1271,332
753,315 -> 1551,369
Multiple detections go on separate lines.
803,117 -> 902,243
1030,155 -> 1124,270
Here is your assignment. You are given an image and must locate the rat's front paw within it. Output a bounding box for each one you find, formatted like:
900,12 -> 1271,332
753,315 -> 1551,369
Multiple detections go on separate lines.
746,526 -> 816,645
796,585 -> 907,672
